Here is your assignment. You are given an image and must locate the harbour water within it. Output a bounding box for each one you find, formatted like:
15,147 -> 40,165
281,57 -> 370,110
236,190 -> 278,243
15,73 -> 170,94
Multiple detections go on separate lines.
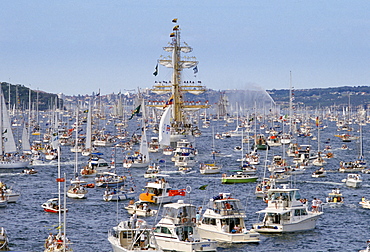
1,118 -> 370,251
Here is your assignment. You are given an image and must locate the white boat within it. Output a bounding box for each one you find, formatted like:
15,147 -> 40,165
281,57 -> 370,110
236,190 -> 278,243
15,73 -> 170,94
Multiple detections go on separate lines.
41,198 -> 68,213
312,167 -> 327,178
199,163 -> 222,174
95,172 -> 126,188
0,89 -> 29,169
108,219 -> 163,252
359,197 -> 370,209
197,193 -> 260,243
253,185 -> 323,233
324,189 -> 344,207
0,197 -> 7,208
0,227 -> 9,251
124,201 -> 158,217
80,153 -> 112,177
154,200 -> 217,252
339,160 -> 366,173
103,187 -> 135,202
67,180 -> 88,199
0,181 -> 20,203
139,178 -> 174,204
342,174 -> 362,188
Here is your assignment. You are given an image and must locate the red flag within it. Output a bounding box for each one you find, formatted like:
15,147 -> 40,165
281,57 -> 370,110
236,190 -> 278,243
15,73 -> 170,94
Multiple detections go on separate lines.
168,189 -> 186,196
56,178 -> 65,182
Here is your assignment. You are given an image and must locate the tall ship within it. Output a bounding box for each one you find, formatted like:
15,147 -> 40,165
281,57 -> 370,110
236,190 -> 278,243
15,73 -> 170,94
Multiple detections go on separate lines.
148,19 -> 209,145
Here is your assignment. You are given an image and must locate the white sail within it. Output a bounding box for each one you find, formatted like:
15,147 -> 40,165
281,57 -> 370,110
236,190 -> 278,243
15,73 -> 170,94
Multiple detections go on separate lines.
85,103 -> 92,150
22,126 -> 31,153
1,94 -> 17,153
139,119 -> 149,163
159,106 -> 172,147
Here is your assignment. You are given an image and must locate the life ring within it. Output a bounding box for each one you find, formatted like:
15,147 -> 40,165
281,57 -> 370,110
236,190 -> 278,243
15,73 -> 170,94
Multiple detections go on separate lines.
182,218 -> 187,223
192,218 -> 196,223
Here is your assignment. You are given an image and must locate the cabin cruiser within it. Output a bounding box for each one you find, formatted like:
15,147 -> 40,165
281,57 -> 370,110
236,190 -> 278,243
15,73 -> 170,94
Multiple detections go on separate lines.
342,174 -> 362,188
153,200 -> 217,252
67,180 -> 88,199
253,185 -> 323,233
199,163 -> 222,174
108,219 -> 163,252
139,178 -> 174,204
197,193 -> 260,243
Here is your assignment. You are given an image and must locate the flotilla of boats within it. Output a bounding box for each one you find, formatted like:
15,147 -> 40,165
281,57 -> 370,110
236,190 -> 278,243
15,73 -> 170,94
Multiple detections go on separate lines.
2,18 -> 370,251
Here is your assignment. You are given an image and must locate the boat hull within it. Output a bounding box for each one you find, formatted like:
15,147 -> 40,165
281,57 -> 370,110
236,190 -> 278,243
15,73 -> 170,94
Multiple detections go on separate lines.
197,228 -> 260,243
253,213 -> 322,233
0,160 -> 29,169
155,237 -> 217,252
221,176 -> 258,184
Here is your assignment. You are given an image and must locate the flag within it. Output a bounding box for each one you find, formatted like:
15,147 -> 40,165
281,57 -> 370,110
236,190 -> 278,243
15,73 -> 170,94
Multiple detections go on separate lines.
56,178 -> 65,182
129,104 -> 141,120
173,25 -> 179,31
193,66 -> 198,74
170,32 -> 175,37
83,109 -> 89,113
2,129 -> 7,134
172,18 -> 178,23
199,185 -> 208,190
315,117 -> 319,127
163,95 -> 174,109
153,63 -> 158,76
169,189 -> 186,196
96,92 -> 100,97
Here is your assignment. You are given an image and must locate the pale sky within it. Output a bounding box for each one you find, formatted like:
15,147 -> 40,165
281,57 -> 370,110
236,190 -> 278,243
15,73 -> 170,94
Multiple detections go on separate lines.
1,1 -> 370,95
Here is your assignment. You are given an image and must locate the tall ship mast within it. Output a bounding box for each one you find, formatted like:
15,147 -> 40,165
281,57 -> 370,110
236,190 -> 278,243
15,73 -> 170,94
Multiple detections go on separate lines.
149,19 -> 209,143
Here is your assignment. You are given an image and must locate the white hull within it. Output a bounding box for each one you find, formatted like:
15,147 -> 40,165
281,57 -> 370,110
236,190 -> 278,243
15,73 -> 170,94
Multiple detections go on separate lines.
197,228 -> 260,243
345,180 -> 362,188
253,213 -> 322,233
155,237 -> 216,252
67,191 -> 87,199
103,192 -> 135,201
0,160 -> 29,169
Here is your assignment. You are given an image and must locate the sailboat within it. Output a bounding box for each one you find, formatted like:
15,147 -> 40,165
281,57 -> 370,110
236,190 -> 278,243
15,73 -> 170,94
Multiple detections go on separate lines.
130,116 -> 150,168
82,102 -> 93,156
0,88 -> 29,169
200,127 -> 222,174
148,19 -> 209,144
67,108 -> 88,199
43,149 -> 72,251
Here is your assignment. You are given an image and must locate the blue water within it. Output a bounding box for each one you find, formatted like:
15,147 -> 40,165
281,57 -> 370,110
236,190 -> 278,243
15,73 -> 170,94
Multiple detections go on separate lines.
1,119 -> 370,251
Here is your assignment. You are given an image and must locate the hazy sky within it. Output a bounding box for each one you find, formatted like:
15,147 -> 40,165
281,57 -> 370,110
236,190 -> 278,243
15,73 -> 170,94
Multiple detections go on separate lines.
1,1 -> 370,95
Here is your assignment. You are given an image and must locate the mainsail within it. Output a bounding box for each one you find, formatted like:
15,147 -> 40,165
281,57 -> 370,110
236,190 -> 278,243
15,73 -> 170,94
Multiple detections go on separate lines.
159,106 -> 172,147
1,91 -> 17,154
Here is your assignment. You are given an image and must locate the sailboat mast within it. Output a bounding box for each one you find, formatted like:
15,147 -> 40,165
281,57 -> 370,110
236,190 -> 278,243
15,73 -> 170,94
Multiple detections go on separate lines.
172,27 -> 183,123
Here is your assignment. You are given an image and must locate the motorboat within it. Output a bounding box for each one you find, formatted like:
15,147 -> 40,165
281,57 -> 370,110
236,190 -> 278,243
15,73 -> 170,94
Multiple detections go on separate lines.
339,160 -> 366,173
144,164 -> 163,178
199,163 -> 222,175
359,197 -> 370,209
359,240 -> 370,252
108,219 -> 163,252
41,198 -> 68,213
139,178 -> 174,204
124,200 -> 158,217
197,193 -> 260,243
153,200 -> 217,252
0,197 -> 7,208
312,167 -> 327,178
67,180 -> 88,199
0,227 -> 9,251
253,185 -> 323,233
342,174 -> 362,188
221,172 -> 258,184
0,181 -> 20,203
103,187 -> 135,202
80,153 -> 113,177
324,189 -> 344,207
95,172 -> 126,188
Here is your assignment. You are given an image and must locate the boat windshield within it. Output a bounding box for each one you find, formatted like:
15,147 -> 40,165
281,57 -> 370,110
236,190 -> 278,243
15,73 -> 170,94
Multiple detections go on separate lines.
164,205 -> 196,219
211,200 -> 245,215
